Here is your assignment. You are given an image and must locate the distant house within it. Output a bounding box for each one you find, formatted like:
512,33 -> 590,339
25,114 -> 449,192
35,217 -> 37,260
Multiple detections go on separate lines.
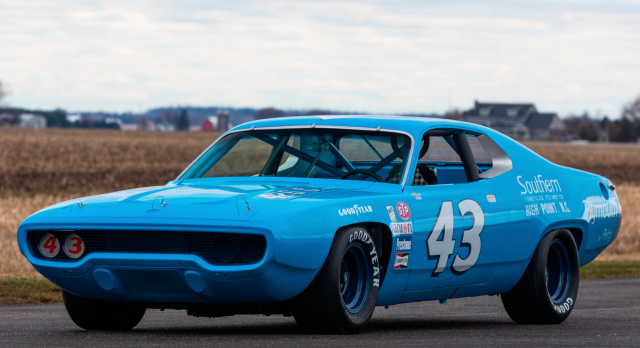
201,111 -> 231,132
19,114 -> 47,128
0,113 -> 46,129
460,101 -> 566,141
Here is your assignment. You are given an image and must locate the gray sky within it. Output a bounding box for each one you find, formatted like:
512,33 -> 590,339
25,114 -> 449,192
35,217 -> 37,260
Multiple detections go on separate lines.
1,0 -> 639,117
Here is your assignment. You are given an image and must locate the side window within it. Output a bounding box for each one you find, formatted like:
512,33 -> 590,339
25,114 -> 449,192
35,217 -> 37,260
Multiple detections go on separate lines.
416,136 -> 466,185
467,134 -> 493,172
419,136 -> 460,163
411,130 -> 511,186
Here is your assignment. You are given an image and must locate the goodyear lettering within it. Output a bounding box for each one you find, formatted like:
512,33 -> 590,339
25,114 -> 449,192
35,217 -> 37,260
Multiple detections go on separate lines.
349,230 -> 380,287
339,204 -> 373,217
553,297 -> 573,314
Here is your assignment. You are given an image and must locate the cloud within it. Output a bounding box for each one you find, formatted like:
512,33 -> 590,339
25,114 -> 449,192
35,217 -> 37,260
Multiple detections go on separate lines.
0,0 -> 639,117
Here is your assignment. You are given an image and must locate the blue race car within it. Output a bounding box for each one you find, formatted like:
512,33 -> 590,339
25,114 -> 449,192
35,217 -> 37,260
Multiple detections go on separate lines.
18,116 -> 622,333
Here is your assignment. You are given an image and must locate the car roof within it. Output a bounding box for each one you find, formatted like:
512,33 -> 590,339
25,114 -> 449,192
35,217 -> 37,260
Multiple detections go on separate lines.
232,115 -> 490,137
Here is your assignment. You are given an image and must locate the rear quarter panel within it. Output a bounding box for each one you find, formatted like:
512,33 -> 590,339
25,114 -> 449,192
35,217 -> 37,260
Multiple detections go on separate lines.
487,130 -> 621,274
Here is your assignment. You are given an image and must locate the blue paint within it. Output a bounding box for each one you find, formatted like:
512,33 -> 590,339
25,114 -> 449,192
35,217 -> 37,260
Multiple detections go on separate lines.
17,116 -> 621,307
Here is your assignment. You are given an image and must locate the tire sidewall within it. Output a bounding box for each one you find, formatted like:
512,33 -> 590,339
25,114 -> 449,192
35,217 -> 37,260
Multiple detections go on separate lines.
534,229 -> 580,322
326,225 -> 380,332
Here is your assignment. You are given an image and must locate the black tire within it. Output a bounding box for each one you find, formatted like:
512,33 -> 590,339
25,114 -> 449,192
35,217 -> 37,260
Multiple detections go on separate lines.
292,225 -> 381,334
62,291 -> 146,330
501,229 -> 579,324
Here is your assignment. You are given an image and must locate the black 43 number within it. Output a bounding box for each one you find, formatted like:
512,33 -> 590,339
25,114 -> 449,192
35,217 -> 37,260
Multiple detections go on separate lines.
426,199 -> 484,275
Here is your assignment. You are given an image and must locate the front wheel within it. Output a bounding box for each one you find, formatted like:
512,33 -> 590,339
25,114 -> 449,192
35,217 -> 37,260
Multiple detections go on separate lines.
501,229 -> 579,324
63,291 -> 146,330
292,225 -> 381,334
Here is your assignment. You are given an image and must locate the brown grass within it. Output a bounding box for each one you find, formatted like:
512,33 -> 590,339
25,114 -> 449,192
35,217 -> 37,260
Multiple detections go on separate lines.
600,184 -> 640,256
525,141 -> 640,185
0,130 -> 638,275
0,128 -> 221,195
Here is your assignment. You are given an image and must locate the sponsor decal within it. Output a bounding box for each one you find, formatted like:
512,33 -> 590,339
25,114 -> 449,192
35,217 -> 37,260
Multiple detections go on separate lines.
598,228 -> 614,243
386,206 -> 397,221
411,192 -> 422,200
259,192 -> 294,199
525,204 -> 540,216
258,186 -> 330,199
582,197 -> 621,224
394,253 -> 409,268
518,175 -> 562,195
339,204 -> 373,217
396,202 -> 411,220
525,201 -> 570,216
396,236 -> 412,252
349,230 -> 380,287
486,194 -> 496,203
391,222 -> 413,235
517,176 -> 571,216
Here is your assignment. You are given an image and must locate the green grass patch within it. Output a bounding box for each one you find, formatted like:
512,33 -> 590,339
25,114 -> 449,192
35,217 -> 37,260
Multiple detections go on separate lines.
0,275 -> 62,305
581,260 -> 640,279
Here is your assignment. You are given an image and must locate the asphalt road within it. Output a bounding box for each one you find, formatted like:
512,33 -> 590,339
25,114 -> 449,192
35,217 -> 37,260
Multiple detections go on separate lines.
1,278 -> 639,347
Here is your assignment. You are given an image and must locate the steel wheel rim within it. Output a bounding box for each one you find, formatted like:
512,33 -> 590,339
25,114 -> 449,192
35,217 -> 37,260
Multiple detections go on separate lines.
546,239 -> 571,304
340,243 -> 371,313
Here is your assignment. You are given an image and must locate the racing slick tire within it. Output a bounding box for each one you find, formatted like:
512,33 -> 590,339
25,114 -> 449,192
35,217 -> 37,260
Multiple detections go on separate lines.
62,291 -> 146,330
501,228 -> 579,324
292,225 -> 380,334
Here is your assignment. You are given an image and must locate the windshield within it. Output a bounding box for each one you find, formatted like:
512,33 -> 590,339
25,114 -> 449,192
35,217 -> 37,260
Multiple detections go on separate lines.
181,128 -> 412,184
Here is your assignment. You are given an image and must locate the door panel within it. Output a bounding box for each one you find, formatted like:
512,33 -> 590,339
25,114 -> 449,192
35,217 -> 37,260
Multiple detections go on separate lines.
405,179 -> 510,291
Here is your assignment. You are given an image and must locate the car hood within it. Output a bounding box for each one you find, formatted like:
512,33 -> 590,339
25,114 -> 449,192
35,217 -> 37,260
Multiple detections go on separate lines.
28,179 -> 376,222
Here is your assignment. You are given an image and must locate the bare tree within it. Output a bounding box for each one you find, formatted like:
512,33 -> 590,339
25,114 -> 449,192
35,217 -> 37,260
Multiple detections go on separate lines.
0,80 -> 8,105
255,108 -> 283,120
621,93 -> 640,120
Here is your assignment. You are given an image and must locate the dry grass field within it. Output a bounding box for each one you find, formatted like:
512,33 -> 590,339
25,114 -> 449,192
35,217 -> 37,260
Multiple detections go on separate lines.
0,128 -> 639,275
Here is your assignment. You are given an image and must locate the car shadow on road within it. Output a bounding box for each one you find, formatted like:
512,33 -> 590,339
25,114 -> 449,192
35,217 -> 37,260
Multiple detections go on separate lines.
56,317 -> 516,337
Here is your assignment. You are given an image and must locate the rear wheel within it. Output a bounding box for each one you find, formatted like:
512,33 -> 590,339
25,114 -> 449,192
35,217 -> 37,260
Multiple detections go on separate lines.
292,225 -> 380,334
62,291 -> 146,330
501,229 -> 579,324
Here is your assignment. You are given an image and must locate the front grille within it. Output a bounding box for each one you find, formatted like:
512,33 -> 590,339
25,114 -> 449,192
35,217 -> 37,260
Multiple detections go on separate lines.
27,230 -> 266,265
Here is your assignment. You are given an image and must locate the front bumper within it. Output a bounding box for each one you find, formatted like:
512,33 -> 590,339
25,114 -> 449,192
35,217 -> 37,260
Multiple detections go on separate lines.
18,218 -> 324,304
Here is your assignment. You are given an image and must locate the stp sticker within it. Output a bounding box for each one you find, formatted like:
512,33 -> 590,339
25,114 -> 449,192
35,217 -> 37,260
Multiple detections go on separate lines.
386,206 -> 397,221
394,253 -> 409,268
38,233 -> 60,258
63,233 -> 85,259
396,236 -> 412,251
396,202 -> 411,220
